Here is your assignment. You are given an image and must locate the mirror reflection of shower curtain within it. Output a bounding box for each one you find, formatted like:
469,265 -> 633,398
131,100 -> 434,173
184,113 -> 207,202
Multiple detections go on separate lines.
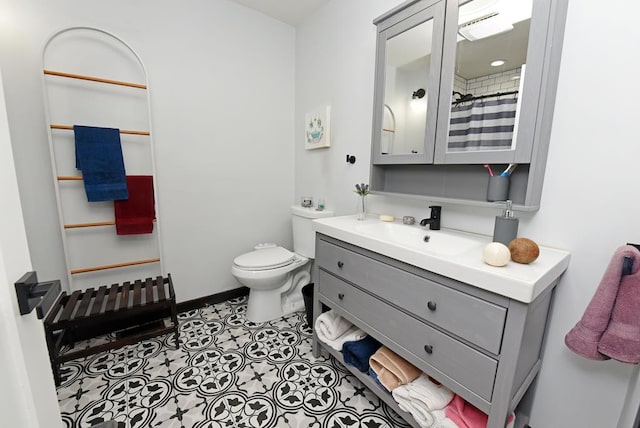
381,104 -> 396,154
448,98 -> 518,152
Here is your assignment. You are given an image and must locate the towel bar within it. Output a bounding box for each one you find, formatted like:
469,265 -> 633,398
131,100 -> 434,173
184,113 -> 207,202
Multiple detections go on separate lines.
64,219 -> 157,229
44,69 -> 147,89
50,123 -> 150,136
70,257 -> 161,275
65,221 -> 116,229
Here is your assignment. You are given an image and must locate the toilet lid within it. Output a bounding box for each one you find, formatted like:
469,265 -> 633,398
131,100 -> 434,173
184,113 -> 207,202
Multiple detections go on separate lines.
233,246 -> 296,270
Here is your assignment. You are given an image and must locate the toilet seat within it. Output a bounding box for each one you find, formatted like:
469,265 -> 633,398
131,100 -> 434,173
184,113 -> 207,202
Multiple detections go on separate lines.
233,246 -> 296,271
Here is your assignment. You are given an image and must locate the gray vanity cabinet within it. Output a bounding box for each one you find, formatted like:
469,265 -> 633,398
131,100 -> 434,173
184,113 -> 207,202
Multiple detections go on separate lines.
312,234 -> 557,428
370,0 -> 569,210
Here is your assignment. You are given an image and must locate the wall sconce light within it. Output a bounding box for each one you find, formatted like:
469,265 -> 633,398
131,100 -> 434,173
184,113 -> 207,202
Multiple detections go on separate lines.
412,88 -> 426,99
410,88 -> 427,111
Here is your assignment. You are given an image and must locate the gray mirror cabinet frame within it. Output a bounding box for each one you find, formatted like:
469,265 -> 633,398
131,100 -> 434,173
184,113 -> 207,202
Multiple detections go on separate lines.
369,0 -> 569,211
371,0 -> 446,165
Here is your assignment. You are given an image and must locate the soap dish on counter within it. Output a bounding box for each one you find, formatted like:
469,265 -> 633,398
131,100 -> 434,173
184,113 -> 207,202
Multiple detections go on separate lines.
402,216 -> 415,225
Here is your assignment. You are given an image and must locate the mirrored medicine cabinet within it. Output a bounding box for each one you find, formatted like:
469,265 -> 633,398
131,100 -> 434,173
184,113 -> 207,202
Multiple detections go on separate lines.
369,0 -> 568,210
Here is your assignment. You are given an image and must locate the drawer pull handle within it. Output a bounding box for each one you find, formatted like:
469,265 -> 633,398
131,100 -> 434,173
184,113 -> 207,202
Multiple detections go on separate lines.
338,293 -> 344,300
427,301 -> 437,311
337,261 -> 344,269
424,345 -> 433,354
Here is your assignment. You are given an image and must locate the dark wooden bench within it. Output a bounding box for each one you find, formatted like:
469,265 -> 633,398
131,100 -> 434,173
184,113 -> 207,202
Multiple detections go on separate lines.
44,274 -> 178,385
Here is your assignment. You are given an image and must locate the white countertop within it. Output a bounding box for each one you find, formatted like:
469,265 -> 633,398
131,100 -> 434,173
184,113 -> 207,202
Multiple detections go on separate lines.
312,215 -> 570,303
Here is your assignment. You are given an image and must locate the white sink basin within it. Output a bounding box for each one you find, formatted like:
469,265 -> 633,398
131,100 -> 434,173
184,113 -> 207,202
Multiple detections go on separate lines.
312,215 -> 571,303
354,222 -> 485,256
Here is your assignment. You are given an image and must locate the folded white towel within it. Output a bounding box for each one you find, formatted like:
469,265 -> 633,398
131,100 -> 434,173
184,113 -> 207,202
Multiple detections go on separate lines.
315,311 -> 367,351
321,325 -> 367,351
431,410 -> 458,428
391,375 -> 455,428
393,384 -> 435,427
408,374 -> 454,411
315,310 -> 353,340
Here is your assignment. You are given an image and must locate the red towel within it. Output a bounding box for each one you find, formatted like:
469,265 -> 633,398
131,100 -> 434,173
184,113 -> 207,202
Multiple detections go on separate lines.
114,176 -> 155,235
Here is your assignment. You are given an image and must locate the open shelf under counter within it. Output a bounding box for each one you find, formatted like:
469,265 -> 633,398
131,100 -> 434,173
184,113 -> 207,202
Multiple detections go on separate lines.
318,339 -> 421,428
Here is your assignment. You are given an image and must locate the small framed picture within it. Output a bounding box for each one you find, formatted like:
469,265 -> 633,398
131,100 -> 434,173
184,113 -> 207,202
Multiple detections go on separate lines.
305,105 -> 331,150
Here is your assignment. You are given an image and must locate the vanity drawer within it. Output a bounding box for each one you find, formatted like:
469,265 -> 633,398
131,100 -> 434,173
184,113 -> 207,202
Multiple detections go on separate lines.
318,270 -> 497,401
316,238 -> 506,354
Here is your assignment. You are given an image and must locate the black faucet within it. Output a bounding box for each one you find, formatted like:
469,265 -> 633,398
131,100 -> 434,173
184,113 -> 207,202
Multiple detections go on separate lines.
419,205 -> 441,230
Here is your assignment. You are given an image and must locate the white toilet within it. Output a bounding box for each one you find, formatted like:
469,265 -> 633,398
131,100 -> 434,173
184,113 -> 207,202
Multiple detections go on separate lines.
231,205 -> 334,323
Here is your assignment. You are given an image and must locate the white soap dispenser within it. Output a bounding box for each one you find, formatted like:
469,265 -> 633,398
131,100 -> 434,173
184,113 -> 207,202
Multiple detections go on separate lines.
493,200 -> 519,246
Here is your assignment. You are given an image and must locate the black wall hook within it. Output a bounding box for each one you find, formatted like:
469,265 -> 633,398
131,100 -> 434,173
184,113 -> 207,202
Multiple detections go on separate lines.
627,243 -> 640,251
346,154 -> 356,164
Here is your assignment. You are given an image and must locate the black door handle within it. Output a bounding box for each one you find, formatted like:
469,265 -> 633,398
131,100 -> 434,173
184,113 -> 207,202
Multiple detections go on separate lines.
424,345 -> 433,354
337,261 -> 344,268
427,301 -> 437,311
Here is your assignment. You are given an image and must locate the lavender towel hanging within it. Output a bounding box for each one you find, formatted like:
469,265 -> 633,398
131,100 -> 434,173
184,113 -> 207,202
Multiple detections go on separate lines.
565,245 -> 640,362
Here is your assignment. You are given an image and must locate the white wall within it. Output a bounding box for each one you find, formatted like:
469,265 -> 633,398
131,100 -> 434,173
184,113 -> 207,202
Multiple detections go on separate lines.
295,0 -> 398,215
295,0 -> 640,427
0,0 -> 296,301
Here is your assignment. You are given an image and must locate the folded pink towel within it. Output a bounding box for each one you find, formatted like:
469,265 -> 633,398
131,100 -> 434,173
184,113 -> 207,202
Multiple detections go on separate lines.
598,247 -> 640,363
445,395 -> 514,428
565,245 -> 640,361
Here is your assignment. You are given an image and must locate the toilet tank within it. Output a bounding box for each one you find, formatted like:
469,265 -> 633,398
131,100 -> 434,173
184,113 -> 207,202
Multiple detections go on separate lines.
291,205 -> 334,258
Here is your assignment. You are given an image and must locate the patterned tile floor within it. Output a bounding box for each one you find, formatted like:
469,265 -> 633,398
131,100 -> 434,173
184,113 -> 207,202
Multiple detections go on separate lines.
57,296 -> 411,428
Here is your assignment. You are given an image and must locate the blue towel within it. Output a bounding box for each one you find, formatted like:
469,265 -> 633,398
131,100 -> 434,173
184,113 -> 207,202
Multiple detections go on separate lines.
74,125 -> 128,202
343,335 -> 381,373
369,366 -> 389,392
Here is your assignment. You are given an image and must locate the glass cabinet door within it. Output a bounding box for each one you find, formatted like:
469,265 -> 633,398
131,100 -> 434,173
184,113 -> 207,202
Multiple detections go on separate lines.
371,0 -> 445,165
434,0 -> 546,164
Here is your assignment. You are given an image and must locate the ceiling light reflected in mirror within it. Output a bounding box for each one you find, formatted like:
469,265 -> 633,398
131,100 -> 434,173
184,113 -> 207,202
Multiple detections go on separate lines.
455,0 -> 532,80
